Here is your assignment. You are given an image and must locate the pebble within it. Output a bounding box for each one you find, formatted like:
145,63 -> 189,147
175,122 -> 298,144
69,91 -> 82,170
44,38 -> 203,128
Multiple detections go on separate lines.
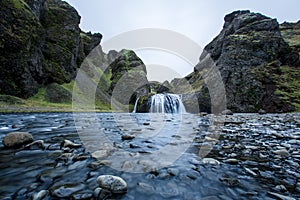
96,175 -> 127,194
61,139 -> 82,148
267,192 -> 296,200
136,182 -> 155,195
224,158 -> 238,165
121,134 -> 135,140
202,158 -> 220,165
50,183 -> 85,198
32,190 -> 48,200
25,140 -> 46,150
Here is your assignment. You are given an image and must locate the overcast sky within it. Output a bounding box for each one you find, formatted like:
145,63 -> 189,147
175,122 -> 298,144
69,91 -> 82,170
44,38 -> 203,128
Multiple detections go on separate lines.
65,0 -> 299,81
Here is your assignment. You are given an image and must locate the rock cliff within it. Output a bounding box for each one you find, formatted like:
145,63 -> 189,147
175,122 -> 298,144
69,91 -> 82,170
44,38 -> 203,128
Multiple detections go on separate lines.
0,0 -> 102,98
175,10 -> 300,113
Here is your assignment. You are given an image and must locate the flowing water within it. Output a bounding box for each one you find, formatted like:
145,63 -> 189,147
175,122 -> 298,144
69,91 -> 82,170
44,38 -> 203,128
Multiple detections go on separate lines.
0,112 -> 300,199
133,93 -> 186,113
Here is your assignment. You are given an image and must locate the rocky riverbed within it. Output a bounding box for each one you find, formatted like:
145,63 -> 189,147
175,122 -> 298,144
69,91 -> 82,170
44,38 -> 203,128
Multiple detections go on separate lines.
0,112 -> 300,199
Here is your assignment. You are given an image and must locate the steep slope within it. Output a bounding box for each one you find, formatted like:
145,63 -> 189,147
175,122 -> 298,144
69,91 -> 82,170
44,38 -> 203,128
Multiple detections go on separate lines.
175,10 -> 300,113
0,0 -> 102,98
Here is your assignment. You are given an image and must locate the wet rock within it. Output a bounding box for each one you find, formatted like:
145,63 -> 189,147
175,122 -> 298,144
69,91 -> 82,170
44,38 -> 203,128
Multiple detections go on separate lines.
167,168 -> 180,176
258,109 -> 267,114
136,182 -> 155,195
3,132 -> 33,148
121,134 -> 135,140
273,149 -> 290,157
275,185 -> 287,192
267,192 -> 296,200
50,183 -> 85,198
32,190 -> 48,200
73,153 -> 90,161
222,109 -> 233,115
96,175 -> 127,194
93,187 -> 102,198
91,150 -> 110,159
71,192 -> 93,200
61,140 -> 82,148
202,158 -> 220,165
25,140 -> 46,150
244,167 -> 258,176
219,175 -> 239,186
224,158 -> 239,165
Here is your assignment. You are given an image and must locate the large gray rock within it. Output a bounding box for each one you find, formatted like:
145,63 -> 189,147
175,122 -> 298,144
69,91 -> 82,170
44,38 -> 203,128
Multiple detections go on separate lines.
96,175 -> 128,194
3,132 -> 34,148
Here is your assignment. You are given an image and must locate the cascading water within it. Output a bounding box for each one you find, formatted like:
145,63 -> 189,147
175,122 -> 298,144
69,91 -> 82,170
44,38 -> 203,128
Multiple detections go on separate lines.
133,93 -> 186,113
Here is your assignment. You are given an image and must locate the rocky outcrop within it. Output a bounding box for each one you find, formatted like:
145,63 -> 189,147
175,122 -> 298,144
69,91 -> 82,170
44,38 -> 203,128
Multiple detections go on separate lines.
45,83 -> 72,103
108,49 -> 150,105
0,0 -> 102,98
280,21 -> 300,55
177,10 -> 300,113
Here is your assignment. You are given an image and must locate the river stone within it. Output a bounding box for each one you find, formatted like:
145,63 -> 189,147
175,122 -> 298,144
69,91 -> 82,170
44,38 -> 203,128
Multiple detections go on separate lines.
267,192 -> 296,200
273,149 -> 290,157
222,109 -> 233,115
32,190 -> 48,200
50,183 -> 85,198
91,150 -> 109,159
96,175 -> 127,194
121,134 -> 135,140
3,132 -> 33,148
25,140 -> 46,150
62,139 -> 82,148
202,158 -> 220,165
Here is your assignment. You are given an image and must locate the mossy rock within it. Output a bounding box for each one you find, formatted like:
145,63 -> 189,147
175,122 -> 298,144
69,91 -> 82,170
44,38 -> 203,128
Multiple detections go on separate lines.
45,83 -> 72,103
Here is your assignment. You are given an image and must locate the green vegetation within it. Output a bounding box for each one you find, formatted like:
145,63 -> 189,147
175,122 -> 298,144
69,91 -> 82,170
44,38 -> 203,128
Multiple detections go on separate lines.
253,63 -> 300,112
80,32 -> 91,41
274,66 -> 300,111
0,80 -> 112,113
11,0 -> 29,10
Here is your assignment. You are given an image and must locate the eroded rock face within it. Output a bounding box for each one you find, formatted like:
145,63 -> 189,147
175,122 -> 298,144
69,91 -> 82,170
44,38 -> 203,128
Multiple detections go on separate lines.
0,0 -> 102,98
177,10 -> 299,113
280,21 -> 300,55
109,49 -> 150,105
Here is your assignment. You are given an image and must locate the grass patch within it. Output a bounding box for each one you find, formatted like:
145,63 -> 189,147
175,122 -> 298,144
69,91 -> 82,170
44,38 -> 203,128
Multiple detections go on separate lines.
273,66 -> 300,111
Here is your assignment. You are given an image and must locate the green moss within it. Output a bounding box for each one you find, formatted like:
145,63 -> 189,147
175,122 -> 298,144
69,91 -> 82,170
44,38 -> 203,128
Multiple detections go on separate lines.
80,32 -> 91,41
0,95 -> 25,104
11,0 -> 30,10
273,66 -> 300,111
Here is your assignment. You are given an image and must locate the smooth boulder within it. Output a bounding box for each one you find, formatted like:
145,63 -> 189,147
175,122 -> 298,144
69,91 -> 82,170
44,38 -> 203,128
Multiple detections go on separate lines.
3,132 -> 33,148
96,175 -> 127,194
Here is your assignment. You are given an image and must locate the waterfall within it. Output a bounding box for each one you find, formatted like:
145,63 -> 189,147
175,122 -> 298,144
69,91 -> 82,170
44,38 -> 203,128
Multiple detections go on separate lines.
149,94 -> 186,113
133,93 -> 186,113
132,97 -> 139,113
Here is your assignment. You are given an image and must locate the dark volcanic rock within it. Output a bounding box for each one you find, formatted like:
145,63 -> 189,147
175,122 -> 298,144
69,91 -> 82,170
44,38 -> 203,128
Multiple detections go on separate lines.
109,49 -> 150,105
0,0 -> 103,98
0,0 -> 44,98
280,20 -> 300,55
176,10 -> 300,113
